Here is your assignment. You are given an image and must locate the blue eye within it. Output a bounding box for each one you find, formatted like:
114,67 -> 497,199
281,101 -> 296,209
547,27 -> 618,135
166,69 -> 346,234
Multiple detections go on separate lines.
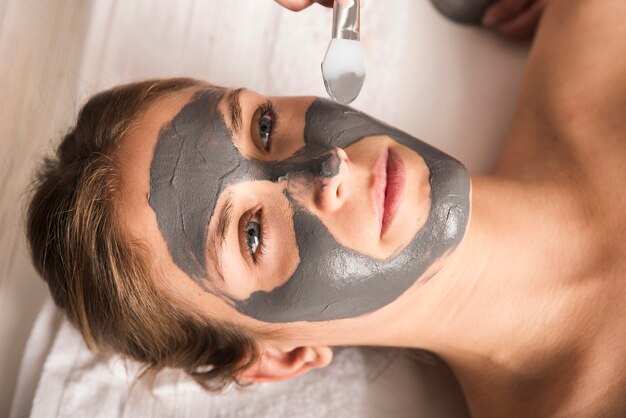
242,209 -> 268,263
256,101 -> 276,151
245,220 -> 261,259
259,115 -> 273,150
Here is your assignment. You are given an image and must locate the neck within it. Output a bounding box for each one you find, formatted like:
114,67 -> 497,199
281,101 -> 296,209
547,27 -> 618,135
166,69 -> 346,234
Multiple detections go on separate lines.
356,175 -> 586,415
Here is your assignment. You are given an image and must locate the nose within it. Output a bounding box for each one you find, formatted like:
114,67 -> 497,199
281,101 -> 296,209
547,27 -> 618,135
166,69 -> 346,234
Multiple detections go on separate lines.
314,148 -> 350,212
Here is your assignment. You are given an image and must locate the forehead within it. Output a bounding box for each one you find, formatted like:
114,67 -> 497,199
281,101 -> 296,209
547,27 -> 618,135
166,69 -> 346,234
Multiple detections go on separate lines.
114,87 -> 232,310
116,86 -> 204,195
117,85 -> 274,282
149,87 -> 244,281
118,86 -> 208,168
114,87 -> 206,254
115,86 -> 204,224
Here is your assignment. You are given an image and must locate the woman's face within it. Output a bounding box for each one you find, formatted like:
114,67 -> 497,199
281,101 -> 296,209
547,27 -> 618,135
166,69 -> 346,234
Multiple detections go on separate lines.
118,85 -> 470,326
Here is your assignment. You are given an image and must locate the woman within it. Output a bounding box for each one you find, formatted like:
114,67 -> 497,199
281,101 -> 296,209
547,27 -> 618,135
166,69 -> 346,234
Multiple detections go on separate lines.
26,0 -> 626,416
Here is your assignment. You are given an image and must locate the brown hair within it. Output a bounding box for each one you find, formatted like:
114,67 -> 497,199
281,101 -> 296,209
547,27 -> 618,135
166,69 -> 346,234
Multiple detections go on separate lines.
26,78 -> 258,390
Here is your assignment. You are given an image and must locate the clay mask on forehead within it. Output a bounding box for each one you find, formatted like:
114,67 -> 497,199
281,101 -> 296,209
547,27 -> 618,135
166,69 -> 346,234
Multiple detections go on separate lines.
149,88 -> 470,323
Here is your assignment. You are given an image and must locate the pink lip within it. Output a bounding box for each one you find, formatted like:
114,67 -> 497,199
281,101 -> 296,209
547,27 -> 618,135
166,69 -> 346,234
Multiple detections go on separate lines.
374,148 -> 406,238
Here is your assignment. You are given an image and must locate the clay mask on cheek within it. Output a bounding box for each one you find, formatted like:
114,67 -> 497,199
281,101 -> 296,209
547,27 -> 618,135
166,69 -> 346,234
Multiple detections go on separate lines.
149,89 -> 470,323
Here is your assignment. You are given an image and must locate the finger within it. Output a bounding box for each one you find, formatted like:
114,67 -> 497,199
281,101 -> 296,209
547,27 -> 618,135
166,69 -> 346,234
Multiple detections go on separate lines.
482,0 -> 531,27
274,0 -> 317,11
496,0 -> 547,39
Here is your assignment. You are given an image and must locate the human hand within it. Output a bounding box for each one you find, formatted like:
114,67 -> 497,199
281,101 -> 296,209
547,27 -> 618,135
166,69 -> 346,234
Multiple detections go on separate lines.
482,0 -> 548,39
273,0 -> 334,11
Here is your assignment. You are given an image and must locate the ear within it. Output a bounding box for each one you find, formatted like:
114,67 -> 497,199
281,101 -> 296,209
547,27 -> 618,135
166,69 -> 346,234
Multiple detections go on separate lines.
239,345 -> 333,383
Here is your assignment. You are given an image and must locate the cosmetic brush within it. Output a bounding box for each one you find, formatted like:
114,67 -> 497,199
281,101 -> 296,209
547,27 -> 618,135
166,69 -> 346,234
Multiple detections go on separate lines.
321,0 -> 365,105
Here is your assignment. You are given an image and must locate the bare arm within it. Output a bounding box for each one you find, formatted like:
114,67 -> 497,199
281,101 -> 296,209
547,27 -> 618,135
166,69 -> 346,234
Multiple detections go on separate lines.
495,0 -> 626,178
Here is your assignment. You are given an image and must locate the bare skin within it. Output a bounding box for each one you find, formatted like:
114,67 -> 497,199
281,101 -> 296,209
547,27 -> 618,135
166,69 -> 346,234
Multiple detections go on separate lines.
456,0 -> 626,415
115,0 -> 625,416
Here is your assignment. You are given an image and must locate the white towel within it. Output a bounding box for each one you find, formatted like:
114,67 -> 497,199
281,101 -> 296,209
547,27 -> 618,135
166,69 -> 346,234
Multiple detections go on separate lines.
16,298 -> 465,418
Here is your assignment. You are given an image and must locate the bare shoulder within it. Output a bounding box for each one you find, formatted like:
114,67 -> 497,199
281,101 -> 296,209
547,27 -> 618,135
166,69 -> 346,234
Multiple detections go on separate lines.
494,0 -> 626,245
485,5 -> 626,412
495,0 -> 626,173
527,0 -> 626,121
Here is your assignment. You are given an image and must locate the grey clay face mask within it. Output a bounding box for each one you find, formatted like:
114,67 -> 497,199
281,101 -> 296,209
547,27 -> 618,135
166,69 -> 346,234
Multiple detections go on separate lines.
149,88 -> 470,323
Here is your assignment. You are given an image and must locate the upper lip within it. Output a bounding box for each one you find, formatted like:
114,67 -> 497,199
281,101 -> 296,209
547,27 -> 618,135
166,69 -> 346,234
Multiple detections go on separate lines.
374,149 -> 389,237
374,148 -> 405,238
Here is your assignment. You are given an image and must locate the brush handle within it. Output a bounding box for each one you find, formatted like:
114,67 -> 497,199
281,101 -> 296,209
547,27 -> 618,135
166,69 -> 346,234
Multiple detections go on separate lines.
431,0 -> 498,24
332,0 -> 360,40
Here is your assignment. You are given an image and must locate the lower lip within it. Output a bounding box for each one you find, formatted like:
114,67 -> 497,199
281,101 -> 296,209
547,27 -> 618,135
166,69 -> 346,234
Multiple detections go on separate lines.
381,149 -> 406,237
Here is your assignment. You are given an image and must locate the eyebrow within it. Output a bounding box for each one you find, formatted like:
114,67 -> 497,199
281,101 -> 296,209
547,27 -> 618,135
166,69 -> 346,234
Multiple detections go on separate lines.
208,190 -> 235,283
227,88 -> 246,133
217,192 -> 235,248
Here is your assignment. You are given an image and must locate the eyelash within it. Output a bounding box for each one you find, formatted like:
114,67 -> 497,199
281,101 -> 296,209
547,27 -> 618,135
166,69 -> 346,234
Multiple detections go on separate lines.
256,100 -> 277,152
242,208 -> 269,263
